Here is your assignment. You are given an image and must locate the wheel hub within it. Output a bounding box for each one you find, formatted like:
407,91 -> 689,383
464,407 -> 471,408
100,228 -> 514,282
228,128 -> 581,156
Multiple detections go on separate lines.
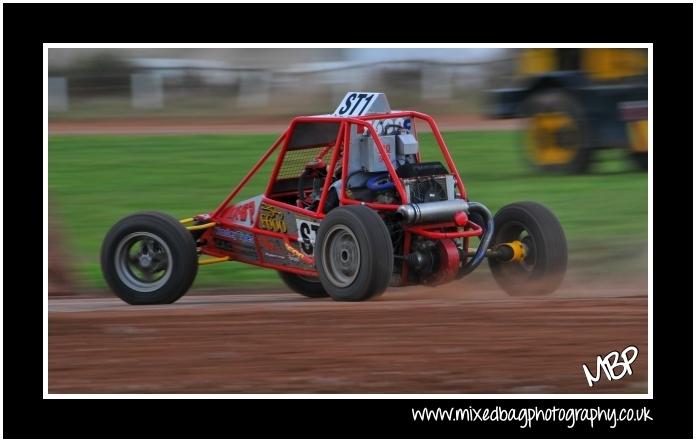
490,240 -> 527,263
114,232 -> 173,292
527,112 -> 578,165
322,224 -> 361,288
139,255 -> 153,267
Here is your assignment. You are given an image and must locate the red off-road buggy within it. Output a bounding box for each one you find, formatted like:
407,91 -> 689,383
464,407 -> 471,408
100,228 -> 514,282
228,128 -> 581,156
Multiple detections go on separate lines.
102,93 -> 568,304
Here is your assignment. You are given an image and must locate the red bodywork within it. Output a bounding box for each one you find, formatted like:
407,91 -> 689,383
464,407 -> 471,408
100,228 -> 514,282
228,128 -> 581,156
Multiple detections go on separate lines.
196,111 -> 483,285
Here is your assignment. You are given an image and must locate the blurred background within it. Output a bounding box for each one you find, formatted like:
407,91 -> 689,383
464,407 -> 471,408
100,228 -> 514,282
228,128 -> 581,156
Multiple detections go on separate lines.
48,48 -> 511,118
47,47 -> 648,294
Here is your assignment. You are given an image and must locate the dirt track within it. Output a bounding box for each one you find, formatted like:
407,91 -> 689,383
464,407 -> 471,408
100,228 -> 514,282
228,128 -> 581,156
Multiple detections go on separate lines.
48,280 -> 648,394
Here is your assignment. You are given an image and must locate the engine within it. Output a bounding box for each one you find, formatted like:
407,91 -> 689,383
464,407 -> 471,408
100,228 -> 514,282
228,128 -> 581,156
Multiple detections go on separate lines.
397,161 -> 456,203
343,163 -> 456,208
345,121 -> 456,207
405,236 -> 462,286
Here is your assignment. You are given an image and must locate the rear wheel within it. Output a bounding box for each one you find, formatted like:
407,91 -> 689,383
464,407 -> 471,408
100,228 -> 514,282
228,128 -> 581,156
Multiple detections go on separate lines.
488,202 -> 567,295
315,205 -> 393,301
520,89 -> 593,174
101,212 -> 198,304
278,271 -> 328,298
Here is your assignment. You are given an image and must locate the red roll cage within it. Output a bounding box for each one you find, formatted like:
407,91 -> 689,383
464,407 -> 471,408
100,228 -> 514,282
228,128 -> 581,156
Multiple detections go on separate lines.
212,111 -> 469,219
192,110 -> 484,280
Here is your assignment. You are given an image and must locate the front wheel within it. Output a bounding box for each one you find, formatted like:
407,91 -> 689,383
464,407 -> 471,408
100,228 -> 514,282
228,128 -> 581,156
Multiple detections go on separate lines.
315,205 -> 393,301
101,211 -> 198,304
488,202 -> 567,295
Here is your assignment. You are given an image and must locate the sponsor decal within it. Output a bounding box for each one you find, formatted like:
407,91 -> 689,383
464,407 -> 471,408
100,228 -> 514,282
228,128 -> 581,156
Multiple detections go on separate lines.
258,235 -> 314,268
225,196 -> 262,227
284,240 -> 314,265
213,227 -> 253,243
213,227 -> 257,260
228,201 -> 255,223
258,204 -> 288,233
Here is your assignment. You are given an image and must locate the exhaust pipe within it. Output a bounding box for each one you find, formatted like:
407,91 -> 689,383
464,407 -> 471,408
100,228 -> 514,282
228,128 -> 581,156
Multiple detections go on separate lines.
458,201 -> 494,278
397,200 -> 470,224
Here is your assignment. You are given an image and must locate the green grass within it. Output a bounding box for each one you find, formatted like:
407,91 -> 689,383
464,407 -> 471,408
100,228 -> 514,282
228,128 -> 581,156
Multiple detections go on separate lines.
48,131 -> 648,290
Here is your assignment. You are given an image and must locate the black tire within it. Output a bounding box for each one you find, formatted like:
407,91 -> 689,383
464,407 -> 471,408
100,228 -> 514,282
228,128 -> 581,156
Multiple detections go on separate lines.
519,89 -> 593,174
488,202 -> 567,296
278,271 -> 328,298
630,151 -> 648,171
315,205 -> 393,301
101,211 -> 198,304
625,119 -> 648,171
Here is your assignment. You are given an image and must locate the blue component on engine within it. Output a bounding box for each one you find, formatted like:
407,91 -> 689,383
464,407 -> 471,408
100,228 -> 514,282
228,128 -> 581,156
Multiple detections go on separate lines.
366,174 -> 395,191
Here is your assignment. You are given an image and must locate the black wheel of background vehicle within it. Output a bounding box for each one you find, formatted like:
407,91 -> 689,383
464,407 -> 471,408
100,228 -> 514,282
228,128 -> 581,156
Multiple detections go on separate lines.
277,271 -> 328,298
488,202 -> 567,296
520,89 -> 593,174
101,211 -> 198,305
625,119 -> 648,171
315,205 -> 393,301
630,152 -> 648,170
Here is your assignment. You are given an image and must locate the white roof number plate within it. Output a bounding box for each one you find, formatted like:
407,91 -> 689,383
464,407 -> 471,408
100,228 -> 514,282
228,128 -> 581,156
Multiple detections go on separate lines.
333,92 -> 391,117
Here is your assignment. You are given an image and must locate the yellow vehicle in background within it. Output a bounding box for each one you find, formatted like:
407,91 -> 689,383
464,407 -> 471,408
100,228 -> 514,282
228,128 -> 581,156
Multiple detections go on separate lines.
488,48 -> 648,173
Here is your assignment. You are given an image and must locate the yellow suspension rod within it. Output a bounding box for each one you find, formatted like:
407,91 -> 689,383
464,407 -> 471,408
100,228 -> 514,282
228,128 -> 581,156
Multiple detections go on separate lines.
186,222 -> 216,231
198,256 -> 230,266
180,217 -> 194,224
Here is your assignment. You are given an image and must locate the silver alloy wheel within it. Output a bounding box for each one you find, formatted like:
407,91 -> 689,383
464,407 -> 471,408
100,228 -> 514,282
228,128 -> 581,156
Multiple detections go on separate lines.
114,232 -> 173,292
321,224 -> 360,288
